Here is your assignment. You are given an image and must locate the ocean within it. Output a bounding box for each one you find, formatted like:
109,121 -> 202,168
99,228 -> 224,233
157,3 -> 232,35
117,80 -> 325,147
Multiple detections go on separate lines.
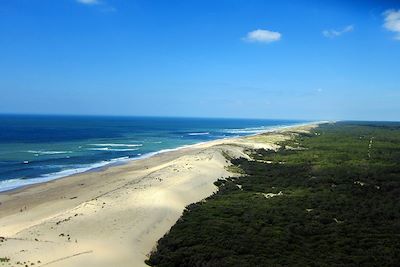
0,115 -> 306,192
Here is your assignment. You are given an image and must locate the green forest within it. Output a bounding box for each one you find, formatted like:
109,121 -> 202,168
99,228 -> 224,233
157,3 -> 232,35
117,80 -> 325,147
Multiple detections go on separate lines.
146,122 -> 400,267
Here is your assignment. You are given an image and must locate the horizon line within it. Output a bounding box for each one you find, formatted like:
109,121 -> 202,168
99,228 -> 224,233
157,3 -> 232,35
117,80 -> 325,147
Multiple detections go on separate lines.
0,113 -> 399,123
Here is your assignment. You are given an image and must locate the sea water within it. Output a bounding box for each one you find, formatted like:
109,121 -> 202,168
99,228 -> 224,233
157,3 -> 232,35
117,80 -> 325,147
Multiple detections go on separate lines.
0,115 -> 306,192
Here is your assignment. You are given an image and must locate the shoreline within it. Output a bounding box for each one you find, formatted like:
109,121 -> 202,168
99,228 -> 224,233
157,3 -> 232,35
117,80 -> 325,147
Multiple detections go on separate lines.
0,121 -> 317,194
0,122 -> 321,267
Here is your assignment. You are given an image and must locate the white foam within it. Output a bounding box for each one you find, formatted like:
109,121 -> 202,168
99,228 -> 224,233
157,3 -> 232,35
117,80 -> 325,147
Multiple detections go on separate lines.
88,148 -> 140,152
222,122 -> 312,135
188,132 -> 210,136
223,126 -> 274,134
0,157 -> 131,193
90,144 -> 143,147
26,150 -> 73,155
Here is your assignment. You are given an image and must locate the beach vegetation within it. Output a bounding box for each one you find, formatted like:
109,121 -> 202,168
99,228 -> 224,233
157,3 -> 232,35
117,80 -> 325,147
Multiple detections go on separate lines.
146,122 -> 400,267
0,257 -> 10,262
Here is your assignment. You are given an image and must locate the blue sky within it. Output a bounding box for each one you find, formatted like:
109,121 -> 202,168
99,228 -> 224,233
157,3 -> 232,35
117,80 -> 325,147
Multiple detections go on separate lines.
0,0 -> 399,120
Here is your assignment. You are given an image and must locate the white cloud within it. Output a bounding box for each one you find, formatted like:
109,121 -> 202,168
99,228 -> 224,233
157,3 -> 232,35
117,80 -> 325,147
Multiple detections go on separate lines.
322,25 -> 354,38
76,0 -> 100,5
383,9 -> 400,40
76,0 -> 116,12
243,29 -> 281,43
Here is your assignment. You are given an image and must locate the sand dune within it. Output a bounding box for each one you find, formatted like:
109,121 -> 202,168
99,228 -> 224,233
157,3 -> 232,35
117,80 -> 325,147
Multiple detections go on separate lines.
0,124 -> 316,266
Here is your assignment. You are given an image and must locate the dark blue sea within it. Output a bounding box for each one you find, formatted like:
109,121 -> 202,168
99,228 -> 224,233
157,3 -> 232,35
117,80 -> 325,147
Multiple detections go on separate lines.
0,115 -> 306,192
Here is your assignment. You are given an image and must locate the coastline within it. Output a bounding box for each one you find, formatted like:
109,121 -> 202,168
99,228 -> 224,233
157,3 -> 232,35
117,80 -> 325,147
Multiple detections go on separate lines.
0,122 -> 321,267
0,121 -> 315,194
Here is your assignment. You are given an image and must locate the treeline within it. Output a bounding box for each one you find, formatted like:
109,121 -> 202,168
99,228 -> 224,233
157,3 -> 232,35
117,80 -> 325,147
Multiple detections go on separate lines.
146,122 -> 400,267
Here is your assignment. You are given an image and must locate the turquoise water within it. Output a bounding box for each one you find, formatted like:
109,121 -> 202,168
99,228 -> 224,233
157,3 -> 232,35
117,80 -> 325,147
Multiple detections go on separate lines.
0,115 -> 306,192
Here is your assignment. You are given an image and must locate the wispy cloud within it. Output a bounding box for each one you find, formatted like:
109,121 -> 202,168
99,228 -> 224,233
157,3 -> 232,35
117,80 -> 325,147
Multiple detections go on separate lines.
76,0 -> 116,12
383,9 -> 400,40
76,0 -> 100,5
243,29 -> 282,44
322,25 -> 354,38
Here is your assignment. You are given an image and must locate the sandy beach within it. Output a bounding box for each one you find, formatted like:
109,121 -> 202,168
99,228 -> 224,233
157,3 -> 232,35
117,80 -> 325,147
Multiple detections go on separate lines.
0,124 -> 316,267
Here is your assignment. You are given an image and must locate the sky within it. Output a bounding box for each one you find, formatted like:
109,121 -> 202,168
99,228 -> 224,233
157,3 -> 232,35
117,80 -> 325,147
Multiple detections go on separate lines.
0,0 -> 399,121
